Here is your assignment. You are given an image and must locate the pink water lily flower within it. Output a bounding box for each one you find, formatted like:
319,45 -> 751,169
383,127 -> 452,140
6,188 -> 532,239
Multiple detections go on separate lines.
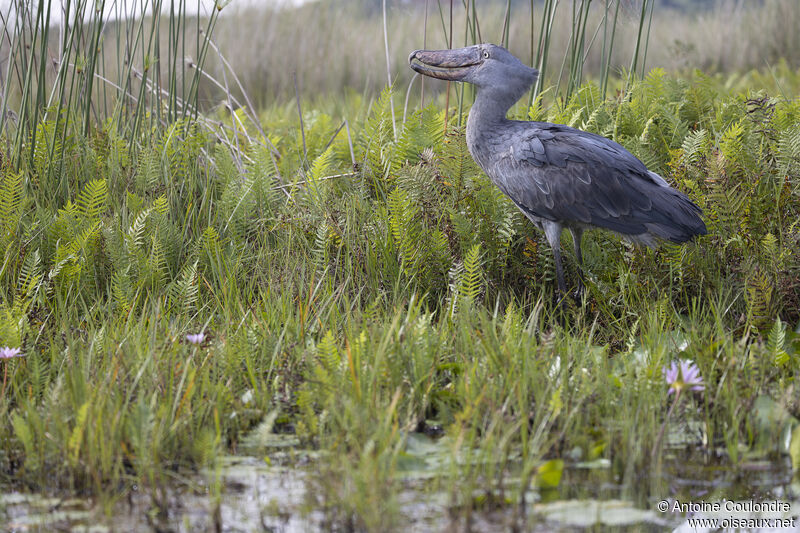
186,333 -> 206,345
0,347 -> 23,359
1,346 -> 24,396
664,359 -> 704,395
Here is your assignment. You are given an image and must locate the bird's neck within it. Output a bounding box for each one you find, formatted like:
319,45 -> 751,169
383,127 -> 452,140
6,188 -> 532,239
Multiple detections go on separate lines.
469,87 -> 517,126
466,88 -> 519,163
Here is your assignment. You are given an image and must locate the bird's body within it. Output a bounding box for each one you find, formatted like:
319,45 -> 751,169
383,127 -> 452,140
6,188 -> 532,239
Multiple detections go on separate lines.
409,43 -> 706,297
467,118 -> 703,246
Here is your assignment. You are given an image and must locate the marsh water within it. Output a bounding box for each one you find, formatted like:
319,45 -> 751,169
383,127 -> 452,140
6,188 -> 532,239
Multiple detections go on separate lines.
3,438 -> 798,532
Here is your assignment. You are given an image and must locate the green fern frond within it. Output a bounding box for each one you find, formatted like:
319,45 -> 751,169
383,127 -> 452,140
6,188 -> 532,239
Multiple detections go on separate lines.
459,243 -> 484,304
112,269 -> 134,315
152,195 -> 169,216
680,129 -> 709,165
214,143 -> 240,192
247,144 -> 282,209
136,145 -> 162,193
447,243 -> 484,316
312,222 -> 331,273
146,233 -> 168,288
359,86 -> 396,180
718,120 -> 746,171
0,299 -> 29,347
438,128 -> 480,190
0,167 -> 24,254
316,330 -> 341,373
200,226 -> 220,257
12,414 -> 35,468
393,106 -> 445,172
76,179 -> 107,223
167,260 -> 199,315
309,146 -> 335,182
387,187 -> 421,271
17,248 -> 43,303
776,127 -> 800,179
126,209 -> 151,252
766,318 -> 789,366
745,269 -> 775,333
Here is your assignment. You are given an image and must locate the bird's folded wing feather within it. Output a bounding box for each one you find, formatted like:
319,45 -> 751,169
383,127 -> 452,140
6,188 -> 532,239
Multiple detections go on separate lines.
490,125 -> 701,236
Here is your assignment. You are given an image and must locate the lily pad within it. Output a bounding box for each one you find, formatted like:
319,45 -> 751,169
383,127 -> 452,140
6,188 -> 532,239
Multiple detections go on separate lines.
396,433 -> 453,478
535,459 -> 564,489
574,458 -> 612,469
532,499 -> 664,528
790,424 -> 800,474
752,395 -> 799,455
240,410 -> 300,452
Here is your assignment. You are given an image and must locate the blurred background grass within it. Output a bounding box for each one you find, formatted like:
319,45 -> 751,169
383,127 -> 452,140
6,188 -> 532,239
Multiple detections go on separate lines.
3,0 -> 799,119
206,0 -> 800,104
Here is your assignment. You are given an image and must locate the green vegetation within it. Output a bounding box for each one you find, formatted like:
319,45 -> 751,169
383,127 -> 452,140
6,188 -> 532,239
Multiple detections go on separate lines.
2,69 -> 800,528
2,0 -> 800,530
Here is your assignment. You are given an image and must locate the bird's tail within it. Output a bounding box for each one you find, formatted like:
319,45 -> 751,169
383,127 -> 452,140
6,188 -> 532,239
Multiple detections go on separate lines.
645,189 -> 707,244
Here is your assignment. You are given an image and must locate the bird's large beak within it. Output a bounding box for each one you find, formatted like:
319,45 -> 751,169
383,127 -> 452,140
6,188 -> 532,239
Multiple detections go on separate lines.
409,46 -> 482,81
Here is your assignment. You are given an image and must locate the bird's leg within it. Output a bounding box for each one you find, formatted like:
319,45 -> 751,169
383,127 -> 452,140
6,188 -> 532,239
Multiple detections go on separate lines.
552,245 -> 567,297
544,223 -> 568,299
569,227 -> 585,300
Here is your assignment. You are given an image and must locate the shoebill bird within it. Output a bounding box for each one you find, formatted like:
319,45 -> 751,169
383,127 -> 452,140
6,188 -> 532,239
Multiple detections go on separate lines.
409,44 -> 706,298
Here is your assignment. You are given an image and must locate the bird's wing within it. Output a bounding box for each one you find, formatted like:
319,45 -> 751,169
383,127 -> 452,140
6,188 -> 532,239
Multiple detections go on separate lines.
490,125 -> 704,240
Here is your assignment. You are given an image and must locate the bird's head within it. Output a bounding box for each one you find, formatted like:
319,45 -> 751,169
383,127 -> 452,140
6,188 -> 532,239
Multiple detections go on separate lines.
409,43 -> 538,94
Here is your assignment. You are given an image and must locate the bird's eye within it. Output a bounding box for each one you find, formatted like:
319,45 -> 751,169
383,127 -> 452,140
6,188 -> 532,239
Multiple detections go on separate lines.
483,50 -> 490,59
